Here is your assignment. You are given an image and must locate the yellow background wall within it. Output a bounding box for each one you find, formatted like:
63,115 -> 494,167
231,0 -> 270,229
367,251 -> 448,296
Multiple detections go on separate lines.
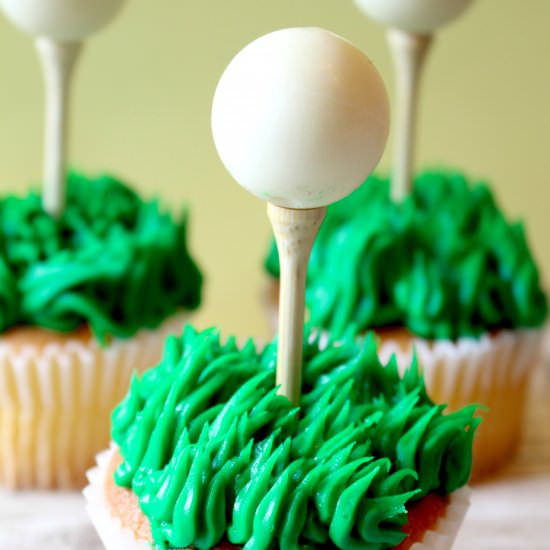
0,0 -> 548,341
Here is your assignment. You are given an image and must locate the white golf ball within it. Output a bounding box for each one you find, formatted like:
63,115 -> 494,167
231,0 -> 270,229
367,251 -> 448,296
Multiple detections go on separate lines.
211,27 -> 390,209
355,0 -> 472,34
0,0 -> 125,41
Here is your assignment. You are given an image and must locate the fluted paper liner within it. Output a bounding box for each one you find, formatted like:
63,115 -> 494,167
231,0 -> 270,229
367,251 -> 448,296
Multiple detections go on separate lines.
377,329 -> 542,480
410,486 -> 470,550
0,313 -> 187,489
84,446 -> 471,550
85,447 -> 150,550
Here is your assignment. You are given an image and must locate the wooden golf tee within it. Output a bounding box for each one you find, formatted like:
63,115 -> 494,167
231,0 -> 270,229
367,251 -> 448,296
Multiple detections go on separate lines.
35,38 -> 82,217
387,29 -> 432,202
268,204 -> 326,406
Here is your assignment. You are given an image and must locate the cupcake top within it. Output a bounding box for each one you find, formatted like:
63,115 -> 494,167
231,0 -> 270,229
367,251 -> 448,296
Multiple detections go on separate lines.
112,325 -> 478,549
265,170 -> 547,340
0,172 -> 202,342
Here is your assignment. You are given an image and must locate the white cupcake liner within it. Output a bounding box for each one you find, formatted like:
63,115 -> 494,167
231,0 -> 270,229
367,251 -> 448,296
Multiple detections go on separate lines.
377,329 -> 543,479
85,446 -> 470,550
85,446 -> 150,550
410,486 -> 471,550
0,313 -> 187,489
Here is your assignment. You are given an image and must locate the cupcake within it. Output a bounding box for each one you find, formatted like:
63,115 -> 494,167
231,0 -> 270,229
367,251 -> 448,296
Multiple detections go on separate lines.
85,325 -> 478,549
0,171 -> 203,489
264,169 -> 547,479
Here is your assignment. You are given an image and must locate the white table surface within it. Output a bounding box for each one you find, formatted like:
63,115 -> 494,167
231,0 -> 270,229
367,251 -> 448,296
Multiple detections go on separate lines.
1,365 -> 549,550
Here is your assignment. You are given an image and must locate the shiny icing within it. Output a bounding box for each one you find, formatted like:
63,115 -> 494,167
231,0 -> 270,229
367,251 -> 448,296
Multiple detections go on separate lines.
265,170 -> 547,340
0,172 -> 202,342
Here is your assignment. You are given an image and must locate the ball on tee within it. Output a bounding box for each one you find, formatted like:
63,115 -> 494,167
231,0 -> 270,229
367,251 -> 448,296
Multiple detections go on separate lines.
211,27 -> 389,209
0,0 -> 125,41
355,0 -> 472,34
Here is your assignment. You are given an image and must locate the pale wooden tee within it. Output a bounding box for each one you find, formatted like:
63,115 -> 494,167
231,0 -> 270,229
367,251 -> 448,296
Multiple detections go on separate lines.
387,30 -> 432,201
35,39 -> 81,217
268,205 -> 326,406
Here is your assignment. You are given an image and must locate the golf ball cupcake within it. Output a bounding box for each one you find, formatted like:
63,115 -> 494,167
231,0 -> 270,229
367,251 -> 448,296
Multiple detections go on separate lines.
85,325 -> 477,549
0,172 -> 202,488
264,169 -> 547,479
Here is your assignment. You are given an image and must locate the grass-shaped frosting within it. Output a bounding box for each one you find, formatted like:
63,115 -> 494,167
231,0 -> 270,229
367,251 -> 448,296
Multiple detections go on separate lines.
0,172 -> 202,341
265,170 -> 547,340
112,325 -> 478,549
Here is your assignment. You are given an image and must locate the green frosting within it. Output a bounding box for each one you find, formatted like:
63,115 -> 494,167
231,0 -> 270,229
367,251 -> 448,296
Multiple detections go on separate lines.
112,325 -> 478,550
0,172 -> 202,342
265,170 -> 547,340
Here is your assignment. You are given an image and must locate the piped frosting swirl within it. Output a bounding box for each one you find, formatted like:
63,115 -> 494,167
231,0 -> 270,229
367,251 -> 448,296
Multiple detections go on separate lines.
0,172 -> 202,341
112,325 -> 478,549
265,170 -> 547,340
